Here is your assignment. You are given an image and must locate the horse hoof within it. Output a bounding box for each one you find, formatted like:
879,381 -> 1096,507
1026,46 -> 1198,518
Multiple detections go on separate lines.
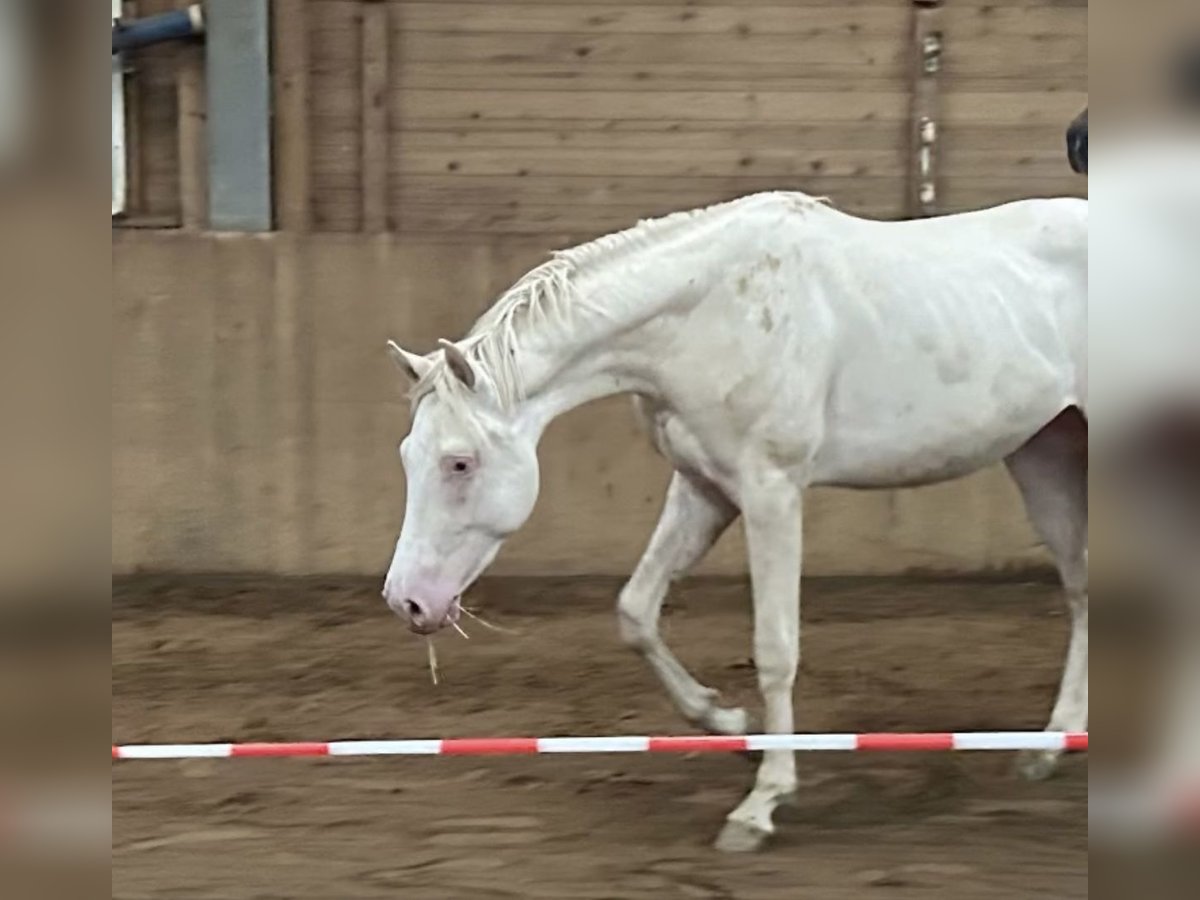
1015,749 -> 1060,781
705,705 -> 750,737
714,819 -> 770,853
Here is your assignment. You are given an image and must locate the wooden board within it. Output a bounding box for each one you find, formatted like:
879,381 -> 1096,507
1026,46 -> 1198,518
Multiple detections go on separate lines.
321,88 -> 1085,124
273,0 -> 312,230
124,16 -> 182,222
383,64 -> 1083,94
389,31 -> 909,66
309,0 -> 362,230
392,3 -> 913,35
383,89 -> 914,122
376,146 -> 1067,178
176,44 -> 207,228
389,118 -> 1068,143
361,0 -> 391,231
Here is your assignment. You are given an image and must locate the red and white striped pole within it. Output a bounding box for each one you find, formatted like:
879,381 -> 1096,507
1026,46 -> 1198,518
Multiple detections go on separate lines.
113,731 -> 1087,760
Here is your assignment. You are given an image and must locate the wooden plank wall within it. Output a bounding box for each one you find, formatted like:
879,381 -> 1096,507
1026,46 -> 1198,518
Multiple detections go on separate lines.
312,0 -> 1086,234
120,0 -> 187,224
119,0 -> 1086,234
936,1 -> 1087,211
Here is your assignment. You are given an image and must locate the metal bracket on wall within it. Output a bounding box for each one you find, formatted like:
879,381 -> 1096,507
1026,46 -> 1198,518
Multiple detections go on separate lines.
907,0 -> 943,218
111,4 -> 204,54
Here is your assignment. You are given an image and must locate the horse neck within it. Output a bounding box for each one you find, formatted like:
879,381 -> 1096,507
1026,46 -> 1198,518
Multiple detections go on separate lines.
510,216 -> 748,433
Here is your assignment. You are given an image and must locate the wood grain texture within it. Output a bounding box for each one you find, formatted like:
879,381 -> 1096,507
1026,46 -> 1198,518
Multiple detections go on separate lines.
124,0 -> 184,223
394,3 -> 912,34
176,44 -> 207,228
273,0 -> 313,230
120,1 -> 145,215
309,0 -> 362,229
118,0 -> 1087,237
361,1 -> 391,231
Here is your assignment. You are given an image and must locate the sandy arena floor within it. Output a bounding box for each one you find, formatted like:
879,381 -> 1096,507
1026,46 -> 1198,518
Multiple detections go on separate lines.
113,576 -> 1086,899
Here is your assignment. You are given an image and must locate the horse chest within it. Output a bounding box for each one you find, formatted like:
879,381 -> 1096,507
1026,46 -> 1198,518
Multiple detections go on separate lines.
635,398 -> 741,489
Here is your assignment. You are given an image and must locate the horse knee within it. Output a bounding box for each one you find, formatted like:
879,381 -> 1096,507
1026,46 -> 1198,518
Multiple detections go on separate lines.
617,588 -> 656,652
755,658 -> 798,695
757,675 -> 796,698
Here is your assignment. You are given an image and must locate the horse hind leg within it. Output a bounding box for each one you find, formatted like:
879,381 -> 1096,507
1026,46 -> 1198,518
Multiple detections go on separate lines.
618,470 -> 749,736
1005,407 -> 1088,780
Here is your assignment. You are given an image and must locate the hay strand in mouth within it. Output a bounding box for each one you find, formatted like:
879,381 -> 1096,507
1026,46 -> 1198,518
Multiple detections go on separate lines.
462,607 -> 521,635
451,621 -> 470,640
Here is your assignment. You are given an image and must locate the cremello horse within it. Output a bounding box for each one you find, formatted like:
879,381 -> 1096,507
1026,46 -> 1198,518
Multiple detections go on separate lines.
383,191 -> 1087,851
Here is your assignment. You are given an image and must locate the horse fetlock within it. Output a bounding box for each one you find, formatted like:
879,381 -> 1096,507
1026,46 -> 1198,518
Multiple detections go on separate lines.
717,782 -> 792,852
677,686 -> 749,735
698,703 -> 750,737
1015,748 -> 1062,781
757,774 -> 799,801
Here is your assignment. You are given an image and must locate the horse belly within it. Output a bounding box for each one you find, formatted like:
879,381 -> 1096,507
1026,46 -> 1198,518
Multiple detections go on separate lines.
812,425 -> 1036,488
809,348 -> 1075,489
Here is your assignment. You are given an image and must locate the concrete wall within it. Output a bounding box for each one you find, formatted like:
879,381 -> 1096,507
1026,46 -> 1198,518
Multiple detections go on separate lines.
113,230 -> 1047,577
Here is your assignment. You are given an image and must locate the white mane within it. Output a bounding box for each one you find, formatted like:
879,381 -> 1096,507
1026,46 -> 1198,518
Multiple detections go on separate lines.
412,191 -> 832,410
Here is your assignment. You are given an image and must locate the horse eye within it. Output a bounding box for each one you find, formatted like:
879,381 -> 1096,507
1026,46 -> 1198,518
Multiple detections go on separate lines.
452,460 -> 469,473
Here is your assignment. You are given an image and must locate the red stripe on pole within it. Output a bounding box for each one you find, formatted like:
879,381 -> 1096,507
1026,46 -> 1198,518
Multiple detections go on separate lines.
441,738 -> 539,755
1065,732 -> 1088,752
230,742 -> 329,758
856,732 -> 954,751
647,735 -> 749,753
112,746 -> 121,759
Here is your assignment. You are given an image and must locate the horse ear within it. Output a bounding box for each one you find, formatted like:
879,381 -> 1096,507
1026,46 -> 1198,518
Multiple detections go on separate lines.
438,339 -> 477,390
386,340 -> 432,385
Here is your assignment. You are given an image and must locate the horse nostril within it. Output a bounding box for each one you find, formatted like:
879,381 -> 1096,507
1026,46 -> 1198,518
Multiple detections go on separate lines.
402,598 -> 424,621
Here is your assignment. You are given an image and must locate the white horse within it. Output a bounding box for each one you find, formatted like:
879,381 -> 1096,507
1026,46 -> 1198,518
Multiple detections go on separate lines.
382,191 -> 1088,851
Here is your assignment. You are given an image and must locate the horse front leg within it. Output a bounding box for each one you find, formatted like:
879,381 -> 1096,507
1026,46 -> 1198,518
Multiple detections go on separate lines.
618,470 -> 748,734
716,473 -> 802,852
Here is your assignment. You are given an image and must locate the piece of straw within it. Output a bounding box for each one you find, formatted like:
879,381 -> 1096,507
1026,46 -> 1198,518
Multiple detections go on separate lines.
462,606 -> 521,635
426,638 -> 439,685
